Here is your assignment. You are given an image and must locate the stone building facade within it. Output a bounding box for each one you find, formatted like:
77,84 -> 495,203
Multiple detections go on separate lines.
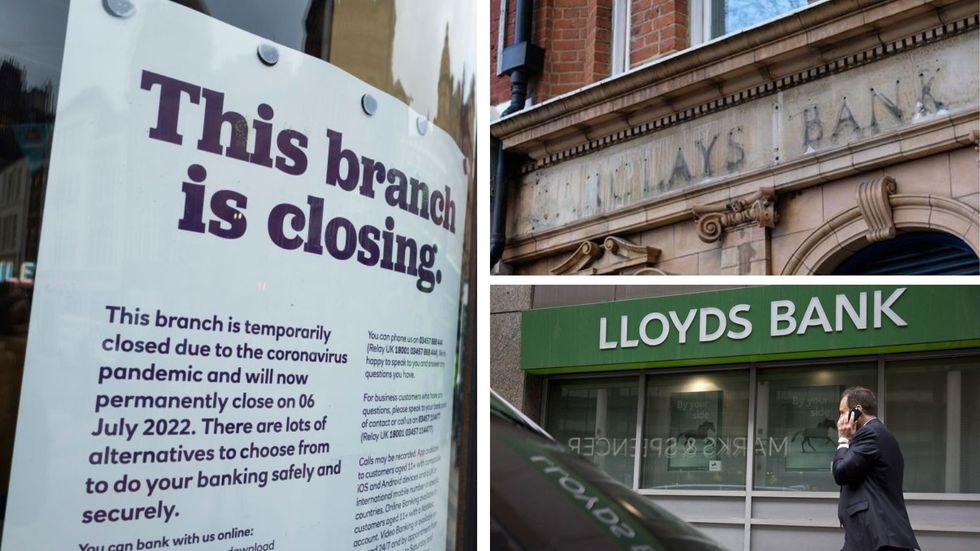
491,0 -> 980,274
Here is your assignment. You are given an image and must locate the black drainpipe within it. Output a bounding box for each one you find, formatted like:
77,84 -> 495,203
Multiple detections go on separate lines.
491,0 -> 543,270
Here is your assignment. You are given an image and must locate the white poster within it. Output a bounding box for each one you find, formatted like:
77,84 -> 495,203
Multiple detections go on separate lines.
1,1 -> 465,549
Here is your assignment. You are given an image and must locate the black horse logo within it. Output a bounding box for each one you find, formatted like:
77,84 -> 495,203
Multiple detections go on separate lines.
791,418 -> 836,452
678,421 -> 716,446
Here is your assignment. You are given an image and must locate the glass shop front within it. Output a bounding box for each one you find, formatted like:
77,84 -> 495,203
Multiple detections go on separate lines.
524,286 -> 980,551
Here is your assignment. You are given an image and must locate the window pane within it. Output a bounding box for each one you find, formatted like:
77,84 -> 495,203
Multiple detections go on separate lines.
0,0 -> 67,507
714,0 -> 808,38
640,370 -> 749,490
754,363 -> 876,491
887,355 -> 980,493
545,378 -> 639,487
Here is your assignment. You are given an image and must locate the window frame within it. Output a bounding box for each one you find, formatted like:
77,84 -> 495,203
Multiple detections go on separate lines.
610,0 -> 631,75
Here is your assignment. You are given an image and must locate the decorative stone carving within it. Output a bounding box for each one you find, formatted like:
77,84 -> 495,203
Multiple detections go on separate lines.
855,176 -> 897,242
692,187 -> 778,243
549,240 -> 603,275
551,236 -> 661,275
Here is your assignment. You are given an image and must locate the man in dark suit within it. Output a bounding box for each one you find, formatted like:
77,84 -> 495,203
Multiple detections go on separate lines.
833,387 -> 920,551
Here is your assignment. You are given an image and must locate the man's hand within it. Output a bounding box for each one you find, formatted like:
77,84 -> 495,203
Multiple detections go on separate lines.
837,412 -> 857,440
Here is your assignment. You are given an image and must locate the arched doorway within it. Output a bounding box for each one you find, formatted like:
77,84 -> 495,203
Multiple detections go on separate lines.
781,193 -> 980,275
832,232 -> 980,275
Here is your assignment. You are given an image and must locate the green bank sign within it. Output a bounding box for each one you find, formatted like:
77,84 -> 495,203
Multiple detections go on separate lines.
521,286 -> 980,373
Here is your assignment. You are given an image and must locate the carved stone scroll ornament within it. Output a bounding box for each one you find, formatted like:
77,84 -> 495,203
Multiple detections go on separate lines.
551,236 -> 661,275
691,187 -> 778,243
549,240 -> 603,275
855,176 -> 897,242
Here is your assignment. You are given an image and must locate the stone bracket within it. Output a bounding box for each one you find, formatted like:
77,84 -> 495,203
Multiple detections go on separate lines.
856,176 -> 897,242
692,187 -> 778,243
551,236 -> 662,275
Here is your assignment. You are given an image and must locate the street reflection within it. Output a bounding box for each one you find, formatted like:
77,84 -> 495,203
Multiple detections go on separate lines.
0,51 -> 53,516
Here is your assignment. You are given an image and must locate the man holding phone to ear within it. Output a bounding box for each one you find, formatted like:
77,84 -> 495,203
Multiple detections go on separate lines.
833,387 -> 920,551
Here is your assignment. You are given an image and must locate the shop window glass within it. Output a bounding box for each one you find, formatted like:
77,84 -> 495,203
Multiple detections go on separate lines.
886,355 -> 980,493
639,370 -> 749,490
545,378 -> 639,487
753,363 -> 876,491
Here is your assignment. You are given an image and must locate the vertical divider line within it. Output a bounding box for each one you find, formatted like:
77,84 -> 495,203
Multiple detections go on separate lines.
744,366 -> 757,551
540,377 -> 550,428
877,356 -> 886,423
633,373 -> 647,491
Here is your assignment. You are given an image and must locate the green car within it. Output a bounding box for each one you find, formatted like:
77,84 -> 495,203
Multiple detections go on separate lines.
492,391 -> 728,551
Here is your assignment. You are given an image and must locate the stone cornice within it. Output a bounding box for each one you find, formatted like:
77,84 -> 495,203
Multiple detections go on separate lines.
501,108 -> 978,265
491,0 -> 978,168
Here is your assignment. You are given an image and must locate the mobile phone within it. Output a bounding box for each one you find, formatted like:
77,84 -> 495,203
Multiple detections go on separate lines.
849,407 -> 863,422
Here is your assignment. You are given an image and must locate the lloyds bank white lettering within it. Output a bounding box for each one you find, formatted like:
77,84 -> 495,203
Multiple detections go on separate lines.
599,288 -> 907,350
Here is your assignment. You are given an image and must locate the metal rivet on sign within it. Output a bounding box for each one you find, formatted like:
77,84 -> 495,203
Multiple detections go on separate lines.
361,94 -> 378,116
257,44 -> 279,66
416,117 -> 429,136
104,0 -> 136,18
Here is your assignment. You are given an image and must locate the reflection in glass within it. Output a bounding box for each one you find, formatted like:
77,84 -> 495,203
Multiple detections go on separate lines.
887,356 -> 980,493
0,0 -> 64,507
641,371 -> 748,490
545,378 -> 639,486
171,0 -> 475,154
713,0 -> 808,38
754,364 -> 876,491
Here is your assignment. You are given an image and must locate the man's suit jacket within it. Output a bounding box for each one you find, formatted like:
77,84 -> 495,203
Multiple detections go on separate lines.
832,418 -> 919,551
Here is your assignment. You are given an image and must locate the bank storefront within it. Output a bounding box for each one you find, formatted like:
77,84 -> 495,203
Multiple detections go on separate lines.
521,286 -> 980,551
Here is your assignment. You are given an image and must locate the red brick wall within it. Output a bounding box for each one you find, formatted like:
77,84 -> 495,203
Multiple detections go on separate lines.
492,0 -> 689,108
490,0 -> 512,106
629,0 -> 688,68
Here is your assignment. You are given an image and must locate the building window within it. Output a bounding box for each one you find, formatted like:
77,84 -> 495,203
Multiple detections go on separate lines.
543,353 -> 980,495
545,377 -> 639,487
887,356 -> 980,493
753,363 -> 876,491
640,370 -> 749,490
692,0 -> 811,45
611,0 -> 631,75
832,232 -> 980,275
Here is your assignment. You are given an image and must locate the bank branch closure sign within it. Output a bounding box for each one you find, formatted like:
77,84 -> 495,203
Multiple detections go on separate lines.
522,286 -> 980,373
1,1 -> 465,550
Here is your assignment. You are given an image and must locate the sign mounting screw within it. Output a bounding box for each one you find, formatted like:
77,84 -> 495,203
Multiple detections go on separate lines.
361,94 -> 378,116
416,117 -> 429,136
257,44 -> 279,66
104,0 -> 136,18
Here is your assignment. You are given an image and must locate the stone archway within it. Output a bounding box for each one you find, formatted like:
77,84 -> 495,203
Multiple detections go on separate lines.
782,193 -> 979,275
